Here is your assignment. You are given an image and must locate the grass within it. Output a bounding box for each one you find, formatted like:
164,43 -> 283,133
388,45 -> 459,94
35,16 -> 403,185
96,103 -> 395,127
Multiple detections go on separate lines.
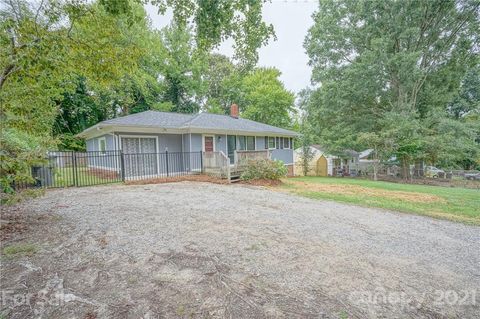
280,176 -> 480,225
2,243 -> 38,257
54,167 -> 119,187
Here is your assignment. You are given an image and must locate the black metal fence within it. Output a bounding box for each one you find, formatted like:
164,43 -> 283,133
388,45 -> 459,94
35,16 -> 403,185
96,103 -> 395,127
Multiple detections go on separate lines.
14,150 -> 203,190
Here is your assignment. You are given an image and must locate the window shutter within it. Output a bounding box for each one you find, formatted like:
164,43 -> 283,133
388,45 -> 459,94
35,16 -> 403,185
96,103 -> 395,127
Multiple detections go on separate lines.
265,136 -> 268,149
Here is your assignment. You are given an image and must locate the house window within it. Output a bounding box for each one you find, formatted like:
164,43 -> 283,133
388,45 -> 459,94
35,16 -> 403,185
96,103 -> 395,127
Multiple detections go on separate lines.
246,136 -> 255,151
268,137 -> 276,149
283,137 -> 290,149
276,137 -> 280,149
98,137 -> 107,154
237,136 -> 246,150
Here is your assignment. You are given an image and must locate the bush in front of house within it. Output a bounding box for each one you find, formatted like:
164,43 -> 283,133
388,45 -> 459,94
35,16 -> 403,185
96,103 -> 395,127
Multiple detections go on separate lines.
240,159 -> 288,181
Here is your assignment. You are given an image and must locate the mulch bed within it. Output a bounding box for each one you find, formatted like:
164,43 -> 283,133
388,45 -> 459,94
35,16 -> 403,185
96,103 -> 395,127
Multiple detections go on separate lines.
239,179 -> 283,187
125,174 -> 230,186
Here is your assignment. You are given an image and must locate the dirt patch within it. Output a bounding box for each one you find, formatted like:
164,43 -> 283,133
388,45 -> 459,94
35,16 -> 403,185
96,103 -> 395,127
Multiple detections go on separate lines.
0,206 -> 56,241
125,174 -> 229,186
288,181 -> 445,203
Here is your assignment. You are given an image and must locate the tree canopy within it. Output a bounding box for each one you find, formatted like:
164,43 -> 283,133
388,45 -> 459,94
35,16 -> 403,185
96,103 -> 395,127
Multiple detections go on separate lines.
303,0 -> 480,172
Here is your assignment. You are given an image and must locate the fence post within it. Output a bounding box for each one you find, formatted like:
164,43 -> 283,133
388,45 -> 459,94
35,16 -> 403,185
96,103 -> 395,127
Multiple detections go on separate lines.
200,151 -> 203,173
71,152 -> 78,187
165,150 -> 169,177
120,151 -> 125,182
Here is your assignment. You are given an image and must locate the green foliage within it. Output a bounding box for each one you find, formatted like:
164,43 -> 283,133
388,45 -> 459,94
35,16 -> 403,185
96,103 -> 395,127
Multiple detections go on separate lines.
157,24 -> 208,113
303,0 -> 480,172
2,243 -> 37,257
0,128 -> 48,193
204,53 -> 240,114
241,68 -> 295,128
240,159 -> 288,181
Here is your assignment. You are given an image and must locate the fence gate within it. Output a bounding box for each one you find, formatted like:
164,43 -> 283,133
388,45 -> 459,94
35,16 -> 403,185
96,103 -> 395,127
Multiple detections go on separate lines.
14,150 -> 203,190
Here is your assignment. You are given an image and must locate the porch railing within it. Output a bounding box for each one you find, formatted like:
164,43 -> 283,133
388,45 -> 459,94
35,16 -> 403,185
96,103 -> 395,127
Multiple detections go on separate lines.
202,151 -> 230,179
234,150 -> 270,170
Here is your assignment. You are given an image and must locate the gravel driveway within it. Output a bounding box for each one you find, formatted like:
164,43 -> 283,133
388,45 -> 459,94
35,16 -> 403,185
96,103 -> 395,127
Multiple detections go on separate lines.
1,182 -> 479,318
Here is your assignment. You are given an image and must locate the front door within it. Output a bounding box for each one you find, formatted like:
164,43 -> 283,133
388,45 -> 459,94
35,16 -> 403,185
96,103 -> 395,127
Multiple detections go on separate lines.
204,136 -> 214,152
227,135 -> 236,164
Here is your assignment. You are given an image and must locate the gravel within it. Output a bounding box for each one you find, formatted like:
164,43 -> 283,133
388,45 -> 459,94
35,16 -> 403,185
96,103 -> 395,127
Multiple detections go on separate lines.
1,182 -> 479,318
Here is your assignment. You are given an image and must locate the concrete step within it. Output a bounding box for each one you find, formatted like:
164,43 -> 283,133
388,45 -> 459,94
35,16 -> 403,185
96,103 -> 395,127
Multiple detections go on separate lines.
230,175 -> 241,183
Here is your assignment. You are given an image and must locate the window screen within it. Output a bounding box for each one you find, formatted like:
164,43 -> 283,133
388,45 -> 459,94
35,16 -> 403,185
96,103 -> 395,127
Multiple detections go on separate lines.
268,137 -> 275,149
246,136 -> 255,150
237,136 -> 246,150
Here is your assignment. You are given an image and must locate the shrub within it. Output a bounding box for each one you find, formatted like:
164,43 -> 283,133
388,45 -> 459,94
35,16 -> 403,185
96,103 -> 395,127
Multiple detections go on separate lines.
240,159 -> 288,181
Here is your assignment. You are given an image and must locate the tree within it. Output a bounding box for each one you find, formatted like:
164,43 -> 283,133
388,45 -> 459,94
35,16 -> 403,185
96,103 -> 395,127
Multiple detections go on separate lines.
303,0 -> 480,175
157,24 -> 208,113
241,68 -> 295,128
203,53 -> 239,114
0,0 -> 154,190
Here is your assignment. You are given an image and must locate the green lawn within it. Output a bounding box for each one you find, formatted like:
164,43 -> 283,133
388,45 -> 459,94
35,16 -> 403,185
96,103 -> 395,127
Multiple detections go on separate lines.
280,176 -> 480,225
53,167 -> 120,187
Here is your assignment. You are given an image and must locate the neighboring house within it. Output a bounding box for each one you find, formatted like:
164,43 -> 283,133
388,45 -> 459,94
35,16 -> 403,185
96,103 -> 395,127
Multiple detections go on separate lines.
294,145 -> 359,177
77,105 -> 298,179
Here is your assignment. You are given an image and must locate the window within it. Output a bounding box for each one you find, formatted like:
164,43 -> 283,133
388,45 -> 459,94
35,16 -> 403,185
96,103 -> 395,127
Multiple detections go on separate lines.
283,137 -> 290,149
268,137 -> 276,149
276,137 -> 280,149
246,136 -> 255,150
237,136 -> 246,150
98,137 -> 107,154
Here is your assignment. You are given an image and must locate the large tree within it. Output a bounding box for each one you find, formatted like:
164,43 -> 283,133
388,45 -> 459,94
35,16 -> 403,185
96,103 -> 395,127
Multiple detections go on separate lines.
241,67 -> 295,129
304,0 -> 480,173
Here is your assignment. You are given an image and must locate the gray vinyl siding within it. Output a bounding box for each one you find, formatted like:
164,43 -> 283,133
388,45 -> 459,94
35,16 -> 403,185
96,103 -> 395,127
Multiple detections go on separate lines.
85,134 -> 117,170
190,134 -> 202,152
159,134 -> 182,152
86,139 -> 95,152
182,134 -> 190,153
271,149 -> 294,164
86,134 -> 115,152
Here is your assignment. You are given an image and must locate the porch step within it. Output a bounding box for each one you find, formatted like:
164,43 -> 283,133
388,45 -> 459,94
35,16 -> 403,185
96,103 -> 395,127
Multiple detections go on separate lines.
230,174 -> 241,183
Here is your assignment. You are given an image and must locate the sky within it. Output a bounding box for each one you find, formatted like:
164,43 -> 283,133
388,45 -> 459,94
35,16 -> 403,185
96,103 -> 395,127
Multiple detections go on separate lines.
145,1 -> 318,93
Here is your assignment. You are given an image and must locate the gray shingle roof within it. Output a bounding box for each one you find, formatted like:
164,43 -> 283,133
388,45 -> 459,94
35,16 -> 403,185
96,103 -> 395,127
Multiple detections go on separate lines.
87,111 -> 298,136
186,113 -> 296,135
102,111 -> 192,128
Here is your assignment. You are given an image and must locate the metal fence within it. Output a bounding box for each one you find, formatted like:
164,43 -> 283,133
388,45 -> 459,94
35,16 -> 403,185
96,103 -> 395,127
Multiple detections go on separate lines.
13,150 -> 203,190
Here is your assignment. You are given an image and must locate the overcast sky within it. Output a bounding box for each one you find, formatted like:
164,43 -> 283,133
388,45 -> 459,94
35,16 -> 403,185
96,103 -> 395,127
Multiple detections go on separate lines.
145,1 -> 318,93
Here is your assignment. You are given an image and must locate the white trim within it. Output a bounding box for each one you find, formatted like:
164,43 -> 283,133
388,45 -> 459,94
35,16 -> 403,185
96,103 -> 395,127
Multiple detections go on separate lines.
202,134 -> 215,152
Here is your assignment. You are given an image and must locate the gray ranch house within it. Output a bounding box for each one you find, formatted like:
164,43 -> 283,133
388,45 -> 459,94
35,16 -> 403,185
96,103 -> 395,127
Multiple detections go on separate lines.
78,105 -> 298,181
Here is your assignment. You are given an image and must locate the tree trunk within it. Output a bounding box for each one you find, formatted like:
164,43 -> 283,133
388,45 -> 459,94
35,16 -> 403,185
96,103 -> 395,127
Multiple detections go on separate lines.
401,157 -> 410,180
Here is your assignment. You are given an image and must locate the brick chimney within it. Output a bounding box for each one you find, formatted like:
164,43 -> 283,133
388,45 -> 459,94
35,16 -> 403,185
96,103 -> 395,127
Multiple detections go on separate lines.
230,103 -> 239,118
